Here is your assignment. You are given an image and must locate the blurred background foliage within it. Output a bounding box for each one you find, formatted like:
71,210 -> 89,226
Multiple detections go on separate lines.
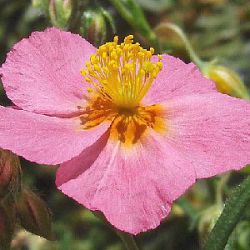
0,0 -> 250,249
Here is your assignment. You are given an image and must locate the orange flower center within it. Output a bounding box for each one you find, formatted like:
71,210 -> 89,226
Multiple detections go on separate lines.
80,35 -> 166,146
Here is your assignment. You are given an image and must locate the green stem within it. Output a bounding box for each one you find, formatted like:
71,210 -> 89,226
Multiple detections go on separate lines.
215,173 -> 230,205
203,175 -> 250,250
116,230 -> 140,250
109,0 -> 159,50
154,23 -> 205,68
109,0 -> 133,25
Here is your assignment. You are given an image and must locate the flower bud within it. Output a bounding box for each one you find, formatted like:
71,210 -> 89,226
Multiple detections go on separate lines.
0,150 -> 22,199
16,188 -> 53,240
80,7 -> 115,46
154,22 -> 204,66
154,22 -> 187,49
49,0 -> 75,28
203,64 -> 250,100
0,203 -> 16,249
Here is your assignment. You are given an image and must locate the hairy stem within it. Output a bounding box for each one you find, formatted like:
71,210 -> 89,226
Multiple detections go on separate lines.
203,175 -> 250,250
116,230 -> 141,250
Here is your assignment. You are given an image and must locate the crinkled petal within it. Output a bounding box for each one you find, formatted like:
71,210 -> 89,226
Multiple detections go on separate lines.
57,131 -> 196,234
0,106 -> 109,165
0,28 -> 95,116
163,93 -> 250,178
143,55 -> 216,104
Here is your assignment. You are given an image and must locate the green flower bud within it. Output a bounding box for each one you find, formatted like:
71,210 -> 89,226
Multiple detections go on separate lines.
154,22 -> 204,67
49,0 -> 75,28
0,150 -> 21,200
154,22 -> 187,49
203,64 -> 250,100
80,7 -> 115,46
16,188 -> 53,240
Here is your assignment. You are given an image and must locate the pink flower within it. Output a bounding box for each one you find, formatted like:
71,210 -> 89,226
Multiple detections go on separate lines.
0,28 -> 249,235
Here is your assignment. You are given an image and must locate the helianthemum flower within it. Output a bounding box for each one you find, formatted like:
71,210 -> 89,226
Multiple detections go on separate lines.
0,28 -> 249,234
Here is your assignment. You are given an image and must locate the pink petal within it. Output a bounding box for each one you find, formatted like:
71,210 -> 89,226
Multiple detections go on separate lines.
57,131 -> 196,234
143,55 -> 216,104
163,93 -> 250,178
56,131 -> 109,187
0,106 -> 109,165
0,28 -> 95,116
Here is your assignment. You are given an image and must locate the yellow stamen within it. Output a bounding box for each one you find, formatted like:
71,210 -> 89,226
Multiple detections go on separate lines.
79,36 -> 166,147
81,35 -> 163,109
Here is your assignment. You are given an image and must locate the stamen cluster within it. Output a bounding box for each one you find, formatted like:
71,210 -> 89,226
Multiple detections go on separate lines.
81,35 -> 163,109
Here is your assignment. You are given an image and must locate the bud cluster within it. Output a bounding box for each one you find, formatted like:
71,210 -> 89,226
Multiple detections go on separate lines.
0,150 -> 52,248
